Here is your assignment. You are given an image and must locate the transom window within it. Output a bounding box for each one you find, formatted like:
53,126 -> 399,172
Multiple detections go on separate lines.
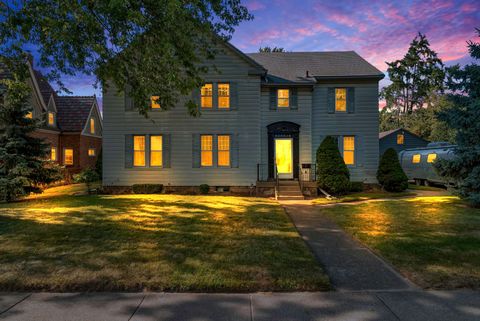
412,154 -> 421,163
201,135 -> 213,166
151,95 -> 161,109
277,89 -> 289,108
133,135 -> 146,167
427,153 -> 437,163
397,134 -> 404,145
150,135 -> 163,167
218,83 -> 230,109
88,148 -> 96,157
201,84 -> 213,108
64,148 -> 73,165
343,136 -> 355,165
335,88 -> 347,112
218,135 -> 230,166
48,112 -> 55,126
90,118 -> 95,134
51,146 -> 57,161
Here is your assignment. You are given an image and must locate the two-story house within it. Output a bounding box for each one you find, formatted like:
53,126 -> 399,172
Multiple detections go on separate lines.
1,60 -> 103,175
102,41 -> 383,196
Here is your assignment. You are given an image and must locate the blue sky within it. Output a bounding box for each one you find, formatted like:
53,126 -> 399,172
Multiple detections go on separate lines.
33,0 -> 479,104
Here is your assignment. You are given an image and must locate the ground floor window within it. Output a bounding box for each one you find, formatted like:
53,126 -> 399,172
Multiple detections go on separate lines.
88,148 -> 96,157
51,146 -> 57,161
150,135 -> 163,167
343,136 -> 355,165
133,135 -> 146,167
64,148 -> 73,165
201,135 -> 213,166
217,135 -> 230,166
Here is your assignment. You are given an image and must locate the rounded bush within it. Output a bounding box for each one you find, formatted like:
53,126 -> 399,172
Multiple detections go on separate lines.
199,184 -> 210,195
316,136 -> 350,195
377,148 -> 408,192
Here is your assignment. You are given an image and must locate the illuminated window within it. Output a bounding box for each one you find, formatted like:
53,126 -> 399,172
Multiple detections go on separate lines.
48,112 -> 55,126
133,135 -> 146,167
218,135 -> 230,166
151,95 -> 161,109
51,147 -> 57,161
26,112 -> 33,119
88,148 -> 96,157
277,89 -> 289,107
64,148 -> 73,165
150,135 -> 163,167
427,153 -> 437,163
335,88 -> 347,112
397,134 -> 404,145
201,84 -> 213,108
343,136 -> 355,165
201,135 -> 213,166
412,154 -> 421,163
218,83 -> 230,109
90,118 -> 95,134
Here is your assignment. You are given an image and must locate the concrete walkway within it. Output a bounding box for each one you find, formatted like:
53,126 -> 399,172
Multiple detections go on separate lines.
280,200 -> 415,291
1,291 -> 480,321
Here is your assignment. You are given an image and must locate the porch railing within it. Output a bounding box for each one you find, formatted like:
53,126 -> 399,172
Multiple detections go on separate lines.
298,163 -> 317,192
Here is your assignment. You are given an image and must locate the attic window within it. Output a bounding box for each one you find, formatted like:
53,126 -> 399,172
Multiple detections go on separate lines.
48,112 -> 55,126
397,134 -> 404,145
90,118 -> 95,134
151,96 -> 161,109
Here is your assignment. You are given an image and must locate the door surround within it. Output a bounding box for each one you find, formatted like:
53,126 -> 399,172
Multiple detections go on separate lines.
267,121 -> 300,180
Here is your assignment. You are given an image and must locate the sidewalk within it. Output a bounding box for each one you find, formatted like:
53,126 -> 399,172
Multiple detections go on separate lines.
1,290 -> 479,320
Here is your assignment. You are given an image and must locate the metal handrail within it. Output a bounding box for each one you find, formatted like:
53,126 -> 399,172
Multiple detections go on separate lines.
274,163 -> 279,200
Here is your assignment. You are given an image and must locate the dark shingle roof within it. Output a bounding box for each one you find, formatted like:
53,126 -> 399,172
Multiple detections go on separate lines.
247,51 -> 384,83
379,128 -> 401,139
55,96 -> 95,132
32,69 -> 56,105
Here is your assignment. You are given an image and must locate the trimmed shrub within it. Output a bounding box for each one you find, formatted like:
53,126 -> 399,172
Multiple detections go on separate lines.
349,181 -> 364,192
199,184 -> 210,195
316,136 -> 350,195
132,184 -> 164,194
377,148 -> 408,192
73,168 -> 100,194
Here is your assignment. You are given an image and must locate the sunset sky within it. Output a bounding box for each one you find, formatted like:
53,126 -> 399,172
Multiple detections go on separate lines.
37,0 -> 480,101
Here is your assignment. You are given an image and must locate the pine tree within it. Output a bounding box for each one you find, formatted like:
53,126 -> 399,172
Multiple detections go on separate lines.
0,59 -> 62,202
316,136 -> 350,195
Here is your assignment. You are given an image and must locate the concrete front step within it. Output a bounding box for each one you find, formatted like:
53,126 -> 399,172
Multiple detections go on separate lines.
279,185 -> 301,191
278,180 -> 299,186
278,190 -> 304,196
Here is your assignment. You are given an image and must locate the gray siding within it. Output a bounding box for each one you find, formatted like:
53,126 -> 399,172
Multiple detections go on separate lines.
379,130 -> 428,156
103,44 -> 261,186
312,81 -> 379,183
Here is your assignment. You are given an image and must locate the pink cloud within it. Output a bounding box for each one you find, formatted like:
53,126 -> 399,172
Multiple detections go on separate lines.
460,2 -> 477,12
244,0 -> 265,11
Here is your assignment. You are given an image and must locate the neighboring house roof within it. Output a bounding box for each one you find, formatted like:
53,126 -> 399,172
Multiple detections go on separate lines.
55,96 -> 97,132
379,128 -> 429,142
247,51 -> 384,83
32,69 -> 56,106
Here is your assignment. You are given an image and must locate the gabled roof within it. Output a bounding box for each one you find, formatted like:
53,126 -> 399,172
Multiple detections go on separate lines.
55,96 -> 97,132
247,51 -> 384,83
379,128 -> 429,142
32,69 -> 56,106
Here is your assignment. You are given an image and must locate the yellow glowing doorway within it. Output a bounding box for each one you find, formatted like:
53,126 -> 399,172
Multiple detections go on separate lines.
275,138 -> 293,179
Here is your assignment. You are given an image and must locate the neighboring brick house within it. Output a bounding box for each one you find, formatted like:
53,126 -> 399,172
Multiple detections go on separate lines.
1,61 -> 103,176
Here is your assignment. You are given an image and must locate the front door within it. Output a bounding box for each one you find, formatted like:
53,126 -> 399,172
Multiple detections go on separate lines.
275,138 -> 293,179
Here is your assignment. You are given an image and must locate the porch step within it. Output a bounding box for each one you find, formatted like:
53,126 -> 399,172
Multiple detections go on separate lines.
277,180 -> 304,200
278,180 -> 299,186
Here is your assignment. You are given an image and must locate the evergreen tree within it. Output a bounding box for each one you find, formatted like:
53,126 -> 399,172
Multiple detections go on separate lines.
381,33 -> 444,115
0,59 -> 62,202
316,136 -> 350,195
435,28 -> 480,207
377,148 -> 408,192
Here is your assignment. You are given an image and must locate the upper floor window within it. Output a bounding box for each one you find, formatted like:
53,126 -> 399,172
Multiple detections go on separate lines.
201,84 -> 213,108
343,136 -> 355,165
277,89 -> 289,108
150,135 -> 163,167
151,95 -> 161,109
218,83 -> 230,109
201,135 -> 213,166
397,134 -> 404,145
335,88 -> 347,112
133,135 -> 146,167
48,112 -> 55,126
412,154 -> 421,163
427,153 -> 437,163
218,135 -> 230,166
51,146 -> 57,161
90,118 -> 95,134
88,148 -> 96,157
26,112 -> 33,119
64,148 -> 73,165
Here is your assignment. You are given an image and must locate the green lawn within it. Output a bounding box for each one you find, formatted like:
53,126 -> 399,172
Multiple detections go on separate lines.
320,196 -> 480,289
0,189 -> 329,292
313,190 -> 416,205
407,184 -> 446,191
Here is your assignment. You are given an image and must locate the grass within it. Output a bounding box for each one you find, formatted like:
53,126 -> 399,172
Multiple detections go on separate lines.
0,191 -> 329,292
313,190 -> 416,205
320,196 -> 480,289
26,182 -> 101,200
407,184 -> 445,191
